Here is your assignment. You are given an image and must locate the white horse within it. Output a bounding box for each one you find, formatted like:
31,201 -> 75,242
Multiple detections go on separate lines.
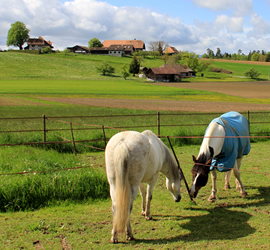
105,130 -> 182,243
190,111 -> 250,202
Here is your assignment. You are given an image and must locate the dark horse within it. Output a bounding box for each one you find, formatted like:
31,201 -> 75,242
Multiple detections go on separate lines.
190,111 -> 250,201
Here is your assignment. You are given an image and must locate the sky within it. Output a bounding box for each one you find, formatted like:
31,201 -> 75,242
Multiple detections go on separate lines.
1,0 -> 270,55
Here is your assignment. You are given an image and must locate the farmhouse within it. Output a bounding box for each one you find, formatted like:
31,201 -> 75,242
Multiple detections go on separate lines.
163,46 -> 179,55
146,64 -> 195,82
102,39 -> 145,51
90,44 -> 135,57
146,67 -> 181,82
25,36 -> 53,50
67,45 -> 89,54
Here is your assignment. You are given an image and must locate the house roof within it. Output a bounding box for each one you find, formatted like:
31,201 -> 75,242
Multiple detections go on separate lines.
160,64 -> 193,73
150,67 -> 180,75
102,39 -> 145,49
67,45 -> 89,51
163,46 -> 179,54
27,36 -> 53,48
90,44 -> 134,52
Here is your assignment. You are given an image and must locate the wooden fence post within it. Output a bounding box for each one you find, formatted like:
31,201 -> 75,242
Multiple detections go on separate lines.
157,112 -> 160,137
102,125 -> 107,147
43,114 -> 46,144
70,122 -> 77,156
247,110 -> 250,133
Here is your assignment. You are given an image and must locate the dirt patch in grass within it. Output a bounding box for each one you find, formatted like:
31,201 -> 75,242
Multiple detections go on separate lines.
40,97 -> 270,112
151,81 -> 270,99
200,58 -> 270,66
0,97 -> 45,106
40,81 -> 270,112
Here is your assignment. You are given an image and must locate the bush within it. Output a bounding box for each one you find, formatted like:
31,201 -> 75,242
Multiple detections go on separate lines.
41,47 -> 53,54
244,68 -> 261,79
96,63 -> 115,76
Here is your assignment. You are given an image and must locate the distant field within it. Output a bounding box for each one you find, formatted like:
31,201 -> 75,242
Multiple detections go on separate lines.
0,52 -> 270,113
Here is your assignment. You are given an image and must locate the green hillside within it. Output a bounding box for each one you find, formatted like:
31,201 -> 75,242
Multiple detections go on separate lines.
1,51 -> 269,81
0,52 -> 163,80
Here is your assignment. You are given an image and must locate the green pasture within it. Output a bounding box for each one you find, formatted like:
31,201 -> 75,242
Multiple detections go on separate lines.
0,142 -> 269,249
1,51 -> 269,82
0,52 -> 270,248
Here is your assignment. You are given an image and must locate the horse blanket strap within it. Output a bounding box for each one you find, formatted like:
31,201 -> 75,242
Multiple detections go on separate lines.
209,111 -> 251,172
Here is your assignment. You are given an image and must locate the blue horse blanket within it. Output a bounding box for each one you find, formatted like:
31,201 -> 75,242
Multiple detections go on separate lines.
209,111 -> 251,172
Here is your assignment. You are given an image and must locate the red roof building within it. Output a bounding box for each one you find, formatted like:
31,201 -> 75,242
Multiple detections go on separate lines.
25,36 -> 53,51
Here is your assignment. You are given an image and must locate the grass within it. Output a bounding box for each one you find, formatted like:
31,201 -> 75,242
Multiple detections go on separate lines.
0,52 -> 270,248
0,146 -> 108,212
0,141 -> 269,249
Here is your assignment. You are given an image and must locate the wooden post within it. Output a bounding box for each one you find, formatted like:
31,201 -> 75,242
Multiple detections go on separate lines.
247,110 -> 250,134
157,112 -> 160,137
70,122 -> 77,156
43,114 -> 46,144
102,125 -> 107,148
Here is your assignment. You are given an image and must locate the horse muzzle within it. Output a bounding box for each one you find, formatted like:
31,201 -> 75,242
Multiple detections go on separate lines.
174,195 -> 181,202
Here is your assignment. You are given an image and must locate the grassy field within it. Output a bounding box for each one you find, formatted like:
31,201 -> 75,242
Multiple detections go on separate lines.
0,52 -> 270,248
0,142 -> 269,249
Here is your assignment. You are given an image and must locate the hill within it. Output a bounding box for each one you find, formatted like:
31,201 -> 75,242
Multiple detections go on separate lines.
1,51 -> 270,81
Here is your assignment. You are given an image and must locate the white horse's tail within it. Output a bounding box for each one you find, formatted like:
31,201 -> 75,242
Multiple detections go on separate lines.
113,143 -> 131,234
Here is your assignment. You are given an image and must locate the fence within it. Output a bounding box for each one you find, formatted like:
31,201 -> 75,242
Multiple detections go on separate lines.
0,111 -> 270,151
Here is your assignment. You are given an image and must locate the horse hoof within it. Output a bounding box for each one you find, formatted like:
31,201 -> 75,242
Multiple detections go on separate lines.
141,211 -> 146,216
126,235 -> 135,241
146,215 -> 152,220
224,184 -> 231,190
208,196 -> 216,202
110,238 -> 118,244
241,192 -> 247,198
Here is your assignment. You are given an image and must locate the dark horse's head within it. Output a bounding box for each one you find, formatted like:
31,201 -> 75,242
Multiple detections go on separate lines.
190,147 -> 214,198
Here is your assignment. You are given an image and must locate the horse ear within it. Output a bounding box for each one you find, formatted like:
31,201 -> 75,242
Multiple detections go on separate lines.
205,158 -> 212,168
209,146 -> 214,158
192,155 -> 196,162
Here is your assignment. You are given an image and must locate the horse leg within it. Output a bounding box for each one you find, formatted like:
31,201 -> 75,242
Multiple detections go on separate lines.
233,158 -> 247,197
126,221 -> 134,241
224,170 -> 232,190
125,185 -> 139,241
208,168 -> 217,202
144,174 -> 159,220
139,183 -> 146,216
110,185 -> 118,243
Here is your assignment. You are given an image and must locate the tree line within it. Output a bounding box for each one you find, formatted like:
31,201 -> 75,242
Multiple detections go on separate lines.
202,48 -> 270,62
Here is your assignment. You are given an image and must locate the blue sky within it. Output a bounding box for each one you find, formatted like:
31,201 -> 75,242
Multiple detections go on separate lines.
1,0 -> 270,55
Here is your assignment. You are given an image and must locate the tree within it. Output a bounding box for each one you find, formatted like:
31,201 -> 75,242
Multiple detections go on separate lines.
96,63 -> 115,76
88,38 -> 103,48
148,41 -> 168,56
244,68 -> 261,79
7,21 -> 30,50
121,66 -> 130,80
129,56 -> 140,76
181,52 -> 210,73
251,53 -> 260,61
216,48 -> 222,58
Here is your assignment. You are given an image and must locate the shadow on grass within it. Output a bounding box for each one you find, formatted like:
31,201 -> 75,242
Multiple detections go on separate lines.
132,207 -> 255,244
130,185 -> 270,244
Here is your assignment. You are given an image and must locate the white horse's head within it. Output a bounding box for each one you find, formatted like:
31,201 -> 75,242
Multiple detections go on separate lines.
166,175 -> 181,202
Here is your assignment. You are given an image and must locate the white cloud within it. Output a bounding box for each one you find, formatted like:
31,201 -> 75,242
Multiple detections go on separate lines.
192,0 -> 253,16
0,0 -> 269,55
0,0 -> 199,50
248,13 -> 270,37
